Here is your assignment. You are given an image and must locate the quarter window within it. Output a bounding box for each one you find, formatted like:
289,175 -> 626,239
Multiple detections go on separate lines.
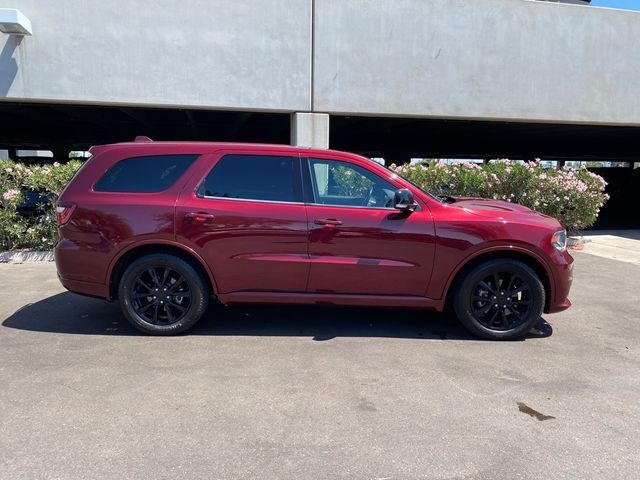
199,155 -> 300,203
94,154 -> 198,193
308,159 -> 396,208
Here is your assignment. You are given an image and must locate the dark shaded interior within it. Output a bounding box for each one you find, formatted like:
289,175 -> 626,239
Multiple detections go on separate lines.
0,102 -> 291,156
329,115 -> 640,165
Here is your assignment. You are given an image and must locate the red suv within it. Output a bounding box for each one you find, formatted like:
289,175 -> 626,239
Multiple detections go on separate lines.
55,140 -> 573,340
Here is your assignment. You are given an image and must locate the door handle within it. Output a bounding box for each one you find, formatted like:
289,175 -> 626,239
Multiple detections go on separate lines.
185,212 -> 215,221
314,218 -> 342,226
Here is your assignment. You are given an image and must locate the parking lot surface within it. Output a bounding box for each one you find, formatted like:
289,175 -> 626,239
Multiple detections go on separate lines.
0,252 -> 638,480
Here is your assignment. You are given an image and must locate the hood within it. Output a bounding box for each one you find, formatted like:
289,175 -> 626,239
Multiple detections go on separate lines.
453,197 -> 533,215
451,197 -> 561,227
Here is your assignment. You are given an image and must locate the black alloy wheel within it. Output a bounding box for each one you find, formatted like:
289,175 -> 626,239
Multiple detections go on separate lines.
130,266 -> 192,326
453,259 -> 545,340
470,271 -> 531,331
118,253 -> 209,335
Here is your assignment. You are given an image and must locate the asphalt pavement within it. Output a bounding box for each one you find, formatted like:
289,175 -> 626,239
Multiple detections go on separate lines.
0,252 -> 638,480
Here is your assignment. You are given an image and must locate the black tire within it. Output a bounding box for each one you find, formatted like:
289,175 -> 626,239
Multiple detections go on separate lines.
118,253 -> 210,335
453,259 -> 545,340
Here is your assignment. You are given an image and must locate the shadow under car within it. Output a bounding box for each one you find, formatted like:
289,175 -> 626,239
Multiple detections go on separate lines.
2,292 -> 553,341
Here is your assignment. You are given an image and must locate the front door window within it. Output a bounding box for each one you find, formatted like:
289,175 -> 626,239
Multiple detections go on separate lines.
309,159 -> 396,209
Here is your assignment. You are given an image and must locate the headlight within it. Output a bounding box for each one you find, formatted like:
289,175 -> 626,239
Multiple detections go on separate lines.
551,230 -> 567,251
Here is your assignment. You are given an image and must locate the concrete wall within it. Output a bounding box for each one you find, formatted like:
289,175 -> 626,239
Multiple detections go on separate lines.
2,0 -> 640,125
313,0 -> 640,125
0,0 -> 311,111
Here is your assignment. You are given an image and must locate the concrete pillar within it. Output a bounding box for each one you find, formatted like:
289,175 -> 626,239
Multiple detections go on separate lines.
291,112 -> 329,149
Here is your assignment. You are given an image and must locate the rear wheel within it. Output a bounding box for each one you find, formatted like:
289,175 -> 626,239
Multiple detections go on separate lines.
453,259 -> 545,340
118,253 -> 209,335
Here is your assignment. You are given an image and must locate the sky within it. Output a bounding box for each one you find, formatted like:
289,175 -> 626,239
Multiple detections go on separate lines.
590,0 -> 640,11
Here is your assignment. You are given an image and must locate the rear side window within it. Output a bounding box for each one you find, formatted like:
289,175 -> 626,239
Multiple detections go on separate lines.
199,155 -> 301,203
94,154 -> 198,193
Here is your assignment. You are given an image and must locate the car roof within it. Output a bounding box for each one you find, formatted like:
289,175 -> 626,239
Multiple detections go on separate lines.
89,140 -> 359,159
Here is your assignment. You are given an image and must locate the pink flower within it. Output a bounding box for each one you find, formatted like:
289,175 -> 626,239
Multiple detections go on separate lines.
2,188 -> 20,201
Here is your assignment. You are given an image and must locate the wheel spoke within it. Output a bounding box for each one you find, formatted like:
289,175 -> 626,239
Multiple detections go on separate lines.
479,281 -> 497,295
132,292 -> 152,299
486,309 -> 499,326
500,310 -> 509,329
152,304 -> 159,323
136,278 -> 153,292
168,276 -> 185,293
492,273 -> 501,291
472,295 -> 489,303
168,300 -> 187,312
511,300 -> 530,305
506,273 -> 516,292
160,268 -> 170,288
164,304 -> 174,323
510,307 -> 523,321
474,304 -> 493,318
148,268 -> 161,288
510,285 -> 529,296
137,302 -> 155,314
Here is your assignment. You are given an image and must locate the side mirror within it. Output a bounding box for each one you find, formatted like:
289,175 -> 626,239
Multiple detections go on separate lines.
394,188 -> 418,212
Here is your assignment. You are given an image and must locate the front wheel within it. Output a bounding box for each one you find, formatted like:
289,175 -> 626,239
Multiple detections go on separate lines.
453,259 -> 545,340
118,253 -> 210,335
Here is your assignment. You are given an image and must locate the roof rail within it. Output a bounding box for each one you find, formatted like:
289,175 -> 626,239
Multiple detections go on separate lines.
134,136 -> 153,143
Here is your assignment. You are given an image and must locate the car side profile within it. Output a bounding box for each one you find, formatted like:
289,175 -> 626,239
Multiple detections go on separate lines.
54,139 -> 573,340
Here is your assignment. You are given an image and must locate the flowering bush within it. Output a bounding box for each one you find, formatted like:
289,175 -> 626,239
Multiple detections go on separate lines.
0,159 -> 83,250
391,160 -> 609,231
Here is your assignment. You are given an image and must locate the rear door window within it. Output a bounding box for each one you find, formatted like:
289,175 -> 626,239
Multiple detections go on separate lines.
94,154 -> 198,192
198,155 -> 302,203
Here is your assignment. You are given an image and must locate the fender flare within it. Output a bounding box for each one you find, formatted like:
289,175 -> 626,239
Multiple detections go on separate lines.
105,239 -> 219,300
438,243 -> 556,302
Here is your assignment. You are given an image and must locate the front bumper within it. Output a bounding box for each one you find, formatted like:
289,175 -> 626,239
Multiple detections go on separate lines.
545,250 -> 574,314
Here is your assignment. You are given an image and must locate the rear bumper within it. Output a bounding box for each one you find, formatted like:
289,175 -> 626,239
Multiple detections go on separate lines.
54,240 -> 109,300
57,274 -> 109,299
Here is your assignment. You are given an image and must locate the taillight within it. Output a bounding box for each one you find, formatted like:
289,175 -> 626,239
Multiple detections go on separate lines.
56,203 -> 76,225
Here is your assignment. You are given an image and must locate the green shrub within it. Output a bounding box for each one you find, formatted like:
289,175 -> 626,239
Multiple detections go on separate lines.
0,156 -> 612,249
391,160 -> 609,231
0,159 -> 83,250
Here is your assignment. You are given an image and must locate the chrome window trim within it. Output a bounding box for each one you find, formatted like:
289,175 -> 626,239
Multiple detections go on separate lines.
304,201 -> 398,211
200,194 -> 305,206
199,194 -> 399,210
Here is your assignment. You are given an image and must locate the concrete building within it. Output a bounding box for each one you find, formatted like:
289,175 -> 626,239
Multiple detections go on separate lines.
0,0 -> 638,226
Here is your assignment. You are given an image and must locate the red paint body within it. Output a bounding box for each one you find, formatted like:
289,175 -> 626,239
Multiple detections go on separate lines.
55,142 -> 573,314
